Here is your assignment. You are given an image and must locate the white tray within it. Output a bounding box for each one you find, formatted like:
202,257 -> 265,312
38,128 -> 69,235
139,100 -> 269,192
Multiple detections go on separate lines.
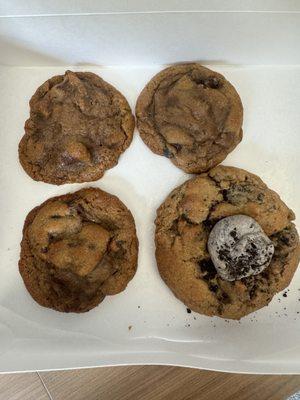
0,65 -> 299,374
0,1 -> 299,374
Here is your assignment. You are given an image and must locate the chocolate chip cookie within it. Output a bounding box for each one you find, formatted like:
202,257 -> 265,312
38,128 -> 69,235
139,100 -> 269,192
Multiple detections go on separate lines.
155,166 -> 300,319
136,64 -> 243,173
19,188 -> 138,313
19,71 -> 135,184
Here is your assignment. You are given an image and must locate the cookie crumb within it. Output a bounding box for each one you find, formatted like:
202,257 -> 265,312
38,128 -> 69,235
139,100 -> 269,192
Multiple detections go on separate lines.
128,325 -> 132,331
186,308 -> 191,314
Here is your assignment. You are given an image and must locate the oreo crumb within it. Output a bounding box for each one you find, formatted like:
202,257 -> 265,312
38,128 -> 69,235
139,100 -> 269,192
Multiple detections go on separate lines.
163,147 -> 173,158
257,193 -> 264,202
202,218 -> 218,230
199,259 -> 217,280
283,292 -> 288,298
172,143 -> 182,152
229,229 -> 238,240
186,308 -> 191,314
209,284 -> 219,293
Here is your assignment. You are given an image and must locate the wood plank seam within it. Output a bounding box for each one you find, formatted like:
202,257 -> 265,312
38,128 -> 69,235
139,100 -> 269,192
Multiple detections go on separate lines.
37,372 -> 54,400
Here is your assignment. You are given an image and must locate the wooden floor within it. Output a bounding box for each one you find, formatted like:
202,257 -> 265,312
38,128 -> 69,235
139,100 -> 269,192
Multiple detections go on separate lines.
0,367 -> 299,400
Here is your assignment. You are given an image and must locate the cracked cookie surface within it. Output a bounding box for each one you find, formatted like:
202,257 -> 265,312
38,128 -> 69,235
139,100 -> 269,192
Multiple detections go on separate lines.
155,166 -> 300,319
136,64 -> 243,173
19,71 -> 135,184
19,188 -> 138,313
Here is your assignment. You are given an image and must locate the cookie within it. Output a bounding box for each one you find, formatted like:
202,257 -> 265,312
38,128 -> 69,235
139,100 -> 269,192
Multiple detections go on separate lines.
136,64 -> 243,173
19,71 -> 135,184
19,188 -> 138,313
155,166 -> 300,319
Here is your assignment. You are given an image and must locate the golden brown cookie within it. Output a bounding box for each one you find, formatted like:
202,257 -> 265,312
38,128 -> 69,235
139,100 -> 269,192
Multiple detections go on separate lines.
136,64 -> 243,173
155,166 -> 300,319
19,188 -> 138,313
19,71 -> 135,185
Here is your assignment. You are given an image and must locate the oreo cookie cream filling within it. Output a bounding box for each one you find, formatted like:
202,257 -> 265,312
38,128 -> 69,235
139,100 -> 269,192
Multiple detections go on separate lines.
208,215 -> 274,281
